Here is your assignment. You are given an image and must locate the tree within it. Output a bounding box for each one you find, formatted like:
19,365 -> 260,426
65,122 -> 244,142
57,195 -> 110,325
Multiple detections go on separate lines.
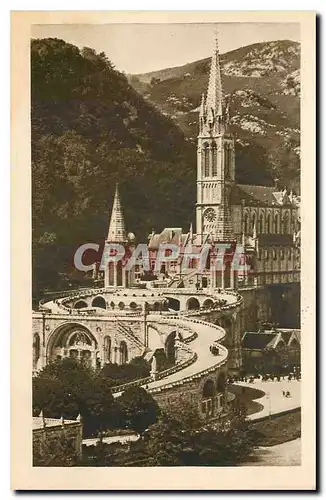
144,400 -> 256,466
118,386 -> 160,434
33,433 -> 79,467
33,359 -> 118,437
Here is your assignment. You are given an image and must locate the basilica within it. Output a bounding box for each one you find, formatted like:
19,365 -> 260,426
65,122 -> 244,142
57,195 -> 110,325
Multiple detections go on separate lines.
103,37 -> 301,325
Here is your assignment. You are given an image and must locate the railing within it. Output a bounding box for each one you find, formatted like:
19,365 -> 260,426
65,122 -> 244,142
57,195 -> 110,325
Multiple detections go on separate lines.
117,322 -> 145,350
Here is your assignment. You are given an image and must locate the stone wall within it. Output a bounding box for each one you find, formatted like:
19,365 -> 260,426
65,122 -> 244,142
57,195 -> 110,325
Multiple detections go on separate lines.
33,422 -> 83,465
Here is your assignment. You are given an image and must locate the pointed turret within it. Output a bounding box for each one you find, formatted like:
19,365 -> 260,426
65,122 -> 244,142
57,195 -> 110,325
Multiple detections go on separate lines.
206,35 -> 223,119
199,93 -> 206,117
107,184 -> 127,243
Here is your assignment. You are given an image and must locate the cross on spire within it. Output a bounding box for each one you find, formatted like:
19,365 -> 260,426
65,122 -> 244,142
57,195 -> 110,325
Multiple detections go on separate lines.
206,31 -> 223,119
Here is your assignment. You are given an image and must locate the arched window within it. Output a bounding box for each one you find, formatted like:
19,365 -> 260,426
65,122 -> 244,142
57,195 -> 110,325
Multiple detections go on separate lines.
259,214 -> 264,233
266,213 -> 271,233
211,142 -> 217,176
104,336 -> 111,363
202,379 -> 215,398
251,214 -> 256,233
203,143 -> 210,177
120,341 -> 128,364
33,333 -> 40,369
274,213 -> 279,234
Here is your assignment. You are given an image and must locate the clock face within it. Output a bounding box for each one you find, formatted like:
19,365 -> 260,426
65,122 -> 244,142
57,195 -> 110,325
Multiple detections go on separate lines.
203,208 -> 216,222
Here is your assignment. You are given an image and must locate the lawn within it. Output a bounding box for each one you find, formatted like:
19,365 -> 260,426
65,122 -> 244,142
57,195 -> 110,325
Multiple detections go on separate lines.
251,410 -> 301,446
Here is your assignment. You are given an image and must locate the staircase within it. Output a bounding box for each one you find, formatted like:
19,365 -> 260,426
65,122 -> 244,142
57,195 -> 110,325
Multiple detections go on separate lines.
167,268 -> 199,288
116,322 -> 145,352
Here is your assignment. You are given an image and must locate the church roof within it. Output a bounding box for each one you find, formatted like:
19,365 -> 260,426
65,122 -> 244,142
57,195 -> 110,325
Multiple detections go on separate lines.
242,332 -> 277,350
231,184 -> 295,207
148,228 -> 188,250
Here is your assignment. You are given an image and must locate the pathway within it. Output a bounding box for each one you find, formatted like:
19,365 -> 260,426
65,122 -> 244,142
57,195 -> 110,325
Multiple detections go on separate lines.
242,438 -> 301,466
234,379 -> 301,420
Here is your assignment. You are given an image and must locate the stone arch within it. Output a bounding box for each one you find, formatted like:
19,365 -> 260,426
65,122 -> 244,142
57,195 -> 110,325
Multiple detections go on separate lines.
119,340 -> 128,364
46,322 -> 98,365
165,331 -> 177,366
217,372 -> 227,393
74,300 -> 88,309
147,325 -> 164,352
202,378 -> 215,398
103,335 -> 111,363
166,297 -> 180,311
33,333 -> 40,369
186,297 -> 200,310
203,298 -> 214,308
92,296 -> 106,309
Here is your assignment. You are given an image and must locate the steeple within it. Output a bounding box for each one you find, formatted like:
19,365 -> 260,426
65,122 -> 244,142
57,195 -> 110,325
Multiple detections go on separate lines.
107,184 -> 127,242
206,35 -> 223,119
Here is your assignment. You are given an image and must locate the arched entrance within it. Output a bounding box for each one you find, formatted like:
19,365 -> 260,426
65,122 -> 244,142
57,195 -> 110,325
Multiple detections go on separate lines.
203,298 -> 214,309
186,297 -> 200,310
92,296 -> 106,309
166,297 -> 180,311
46,323 -> 97,367
74,300 -> 88,309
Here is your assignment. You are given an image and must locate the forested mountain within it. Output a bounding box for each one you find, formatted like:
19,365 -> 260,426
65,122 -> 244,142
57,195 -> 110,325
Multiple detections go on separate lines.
130,40 -> 300,190
32,38 -> 195,297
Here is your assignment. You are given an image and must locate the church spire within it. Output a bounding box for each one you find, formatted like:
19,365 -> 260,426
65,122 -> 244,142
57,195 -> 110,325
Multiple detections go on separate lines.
107,184 -> 127,242
206,34 -> 223,119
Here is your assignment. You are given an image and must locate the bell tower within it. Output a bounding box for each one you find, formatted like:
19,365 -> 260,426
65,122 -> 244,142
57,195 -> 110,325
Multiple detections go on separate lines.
196,36 -> 235,240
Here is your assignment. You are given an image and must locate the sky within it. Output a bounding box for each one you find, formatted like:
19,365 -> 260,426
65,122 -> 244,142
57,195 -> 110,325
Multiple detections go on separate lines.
31,23 -> 300,75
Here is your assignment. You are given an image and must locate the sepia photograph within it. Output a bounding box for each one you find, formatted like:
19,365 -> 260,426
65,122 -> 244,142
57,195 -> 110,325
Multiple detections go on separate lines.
11,10 -> 316,490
